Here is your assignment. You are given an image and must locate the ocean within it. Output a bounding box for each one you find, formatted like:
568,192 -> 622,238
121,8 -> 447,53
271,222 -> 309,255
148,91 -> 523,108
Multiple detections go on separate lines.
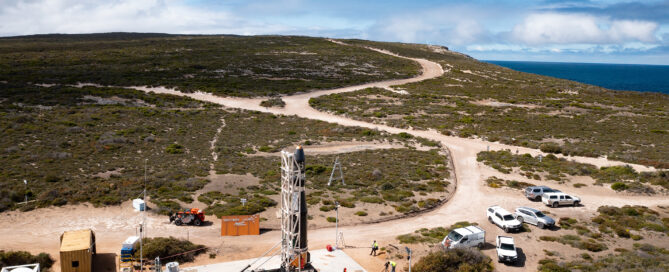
485,61 -> 669,95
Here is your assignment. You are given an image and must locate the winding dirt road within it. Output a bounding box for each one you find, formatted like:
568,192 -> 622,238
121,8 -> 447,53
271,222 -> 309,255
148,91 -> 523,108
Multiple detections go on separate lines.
2,41 -> 667,272
127,41 -> 667,270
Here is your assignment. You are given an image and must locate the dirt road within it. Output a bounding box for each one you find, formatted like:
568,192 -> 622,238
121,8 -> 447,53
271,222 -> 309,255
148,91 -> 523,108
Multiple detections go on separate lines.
3,40 -> 667,272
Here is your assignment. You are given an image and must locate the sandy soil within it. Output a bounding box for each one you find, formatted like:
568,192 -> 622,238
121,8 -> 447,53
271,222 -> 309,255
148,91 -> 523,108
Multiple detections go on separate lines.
4,40 -> 668,272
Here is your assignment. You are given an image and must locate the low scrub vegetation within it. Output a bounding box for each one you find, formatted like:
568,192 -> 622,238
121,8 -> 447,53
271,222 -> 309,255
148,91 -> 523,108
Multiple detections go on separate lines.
538,243 -> 669,272
211,110 -> 451,216
539,235 -> 607,252
0,250 -> 54,270
411,248 -> 493,272
592,205 -> 668,237
0,84 -> 219,212
0,34 -> 419,97
259,97 -> 286,108
477,150 -> 664,192
485,176 -> 534,189
135,237 -> 206,264
311,40 -> 669,168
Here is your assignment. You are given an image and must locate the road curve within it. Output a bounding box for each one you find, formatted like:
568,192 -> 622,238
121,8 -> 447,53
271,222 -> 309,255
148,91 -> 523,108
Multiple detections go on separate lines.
128,40 -> 667,242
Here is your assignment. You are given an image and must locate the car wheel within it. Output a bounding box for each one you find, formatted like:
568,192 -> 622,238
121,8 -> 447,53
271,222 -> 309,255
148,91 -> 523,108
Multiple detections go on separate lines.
504,226 -> 509,233
517,217 -> 524,223
488,216 -> 493,223
477,242 -> 484,249
175,219 -> 182,226
552,202 -> 558,208
538,222 -> 544,229
535,196 -> 541,201
573,201 -> 579,207
194,219 -> 202,226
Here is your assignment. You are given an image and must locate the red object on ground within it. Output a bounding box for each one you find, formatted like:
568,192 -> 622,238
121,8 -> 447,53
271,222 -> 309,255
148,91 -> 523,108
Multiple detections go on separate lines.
326,244 -> 333,251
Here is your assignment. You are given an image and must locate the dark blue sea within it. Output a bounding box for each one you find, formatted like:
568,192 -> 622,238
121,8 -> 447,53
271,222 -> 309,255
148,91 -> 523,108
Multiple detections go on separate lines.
485,61 -> 669,94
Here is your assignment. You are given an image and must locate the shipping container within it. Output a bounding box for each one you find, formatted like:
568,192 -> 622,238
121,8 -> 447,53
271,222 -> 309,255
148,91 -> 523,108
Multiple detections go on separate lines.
120,236 -> 140,263
221,214 -> 260,236
60,229 -> 95,272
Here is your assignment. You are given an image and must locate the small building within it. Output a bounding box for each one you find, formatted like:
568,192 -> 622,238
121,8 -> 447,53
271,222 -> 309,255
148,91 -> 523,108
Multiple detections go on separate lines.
60,229 -> 96,272
221,214 -> 260,236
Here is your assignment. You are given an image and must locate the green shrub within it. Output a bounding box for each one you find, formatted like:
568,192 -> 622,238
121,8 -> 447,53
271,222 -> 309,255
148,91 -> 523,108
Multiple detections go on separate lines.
165,143 -> 184,154
260,97 -> 286,108
135,237 -> 205,263
538,259 -> 570,272
0,251 -> 55,270
411,248 -> 493,272
540,143 -> 563,154
355,211 -> 368,216
206,196 -> 277,217
611,182 -> 628,191
326,217 -> 337,223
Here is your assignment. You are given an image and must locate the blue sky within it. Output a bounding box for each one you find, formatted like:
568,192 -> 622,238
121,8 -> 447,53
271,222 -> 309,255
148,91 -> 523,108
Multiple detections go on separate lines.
1,0 -> 668,64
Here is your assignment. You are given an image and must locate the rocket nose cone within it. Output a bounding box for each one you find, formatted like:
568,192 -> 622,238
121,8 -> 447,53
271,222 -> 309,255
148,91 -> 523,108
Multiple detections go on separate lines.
294,145 -> 305,163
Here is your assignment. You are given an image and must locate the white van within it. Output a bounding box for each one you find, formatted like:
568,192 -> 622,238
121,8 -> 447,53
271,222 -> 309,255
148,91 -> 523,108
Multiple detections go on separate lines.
441,225 -> 485,249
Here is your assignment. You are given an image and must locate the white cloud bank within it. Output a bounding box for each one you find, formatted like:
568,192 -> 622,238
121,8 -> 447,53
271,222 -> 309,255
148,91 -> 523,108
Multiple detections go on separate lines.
0,0 -> 291,36
511,13 -> 658,45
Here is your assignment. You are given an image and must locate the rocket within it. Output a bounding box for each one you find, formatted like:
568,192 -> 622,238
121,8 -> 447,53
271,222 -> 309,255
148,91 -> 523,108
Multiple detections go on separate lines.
293,146 -> 308,253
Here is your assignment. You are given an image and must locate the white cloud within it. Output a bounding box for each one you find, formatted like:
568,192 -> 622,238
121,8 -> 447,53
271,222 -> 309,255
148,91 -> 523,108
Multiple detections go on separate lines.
0,0 -> 291,36
369,6 -> 491,46
510,13 -> 658,45
608,20 -> 658,43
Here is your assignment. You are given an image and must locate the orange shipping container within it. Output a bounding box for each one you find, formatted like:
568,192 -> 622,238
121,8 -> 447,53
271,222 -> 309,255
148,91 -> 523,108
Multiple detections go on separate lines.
221,214 -> 260,236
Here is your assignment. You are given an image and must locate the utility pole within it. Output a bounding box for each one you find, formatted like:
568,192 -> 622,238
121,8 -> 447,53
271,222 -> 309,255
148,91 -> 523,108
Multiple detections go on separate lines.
139,223 -> 143,271
334,201 -> 340,249
141,158 -> 148,271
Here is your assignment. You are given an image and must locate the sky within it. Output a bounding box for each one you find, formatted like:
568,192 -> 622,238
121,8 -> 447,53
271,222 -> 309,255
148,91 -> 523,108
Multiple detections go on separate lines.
1,0 -> 668,65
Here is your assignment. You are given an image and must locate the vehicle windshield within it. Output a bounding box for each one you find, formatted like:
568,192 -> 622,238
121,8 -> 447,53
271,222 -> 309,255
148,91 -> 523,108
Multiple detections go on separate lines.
503,215 -> 515,221
447,231 -> 463,241
544,188 -> 555,192
535,212 -> 546,217
500,243 -> 515,250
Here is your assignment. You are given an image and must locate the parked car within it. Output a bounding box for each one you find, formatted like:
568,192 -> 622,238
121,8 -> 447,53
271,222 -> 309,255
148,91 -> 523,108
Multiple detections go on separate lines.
441,225 -> 485,249
514,207 -> 555,229
496,236 -> 518,263
524,186 -> 560,201
542,192 -> 581,207
487,206 -> 522,232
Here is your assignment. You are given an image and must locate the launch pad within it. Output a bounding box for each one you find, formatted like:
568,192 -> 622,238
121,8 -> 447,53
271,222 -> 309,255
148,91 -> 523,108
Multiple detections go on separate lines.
181,249 -> 367,272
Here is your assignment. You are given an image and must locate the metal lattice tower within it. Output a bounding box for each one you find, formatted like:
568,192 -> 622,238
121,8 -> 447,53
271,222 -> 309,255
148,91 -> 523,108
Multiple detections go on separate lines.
327,157 -> 345,186
280,148 -> 308,271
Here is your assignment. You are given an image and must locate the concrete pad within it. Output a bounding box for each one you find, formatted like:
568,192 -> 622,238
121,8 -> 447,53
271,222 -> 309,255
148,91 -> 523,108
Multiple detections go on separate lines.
182,249 -> 366,272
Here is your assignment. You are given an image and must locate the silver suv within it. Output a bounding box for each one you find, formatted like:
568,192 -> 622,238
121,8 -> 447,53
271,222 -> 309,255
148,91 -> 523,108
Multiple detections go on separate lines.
524,186 -> 559,201
514,207 -> 555,229
542,192 -> 581,207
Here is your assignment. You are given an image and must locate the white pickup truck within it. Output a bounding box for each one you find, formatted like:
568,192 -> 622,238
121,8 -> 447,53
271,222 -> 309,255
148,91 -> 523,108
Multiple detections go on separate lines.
441,225 -> 485,249
496,236 -> 518,263
487,205 -> 523,232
